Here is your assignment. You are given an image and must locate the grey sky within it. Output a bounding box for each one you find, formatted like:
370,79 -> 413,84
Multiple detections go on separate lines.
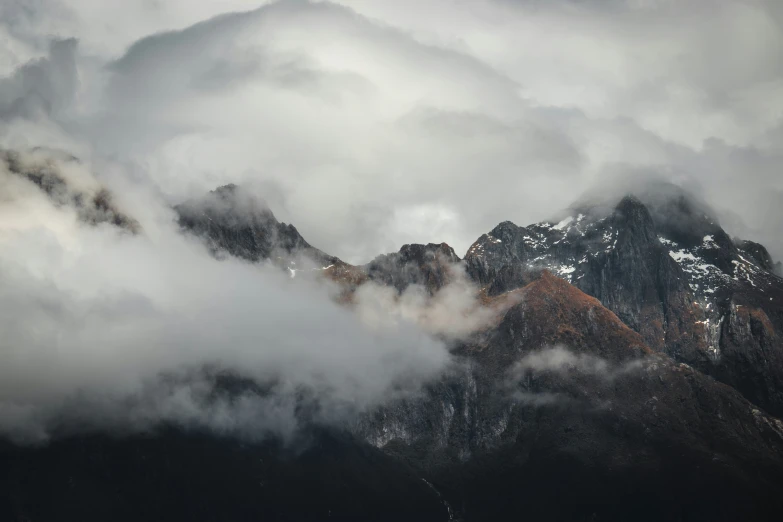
0,0 -> 780,263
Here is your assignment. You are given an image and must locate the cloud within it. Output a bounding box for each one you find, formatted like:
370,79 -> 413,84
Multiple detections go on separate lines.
353,262 -> 502,341
0,37 -> 78,120
503,346 -> 647,407
2,0 -> 780,263
6,1 -> 587,262
511,346 -> 645,379
504,345 -> 647,405
0,150 -> 454,444
513,346 -> 609,376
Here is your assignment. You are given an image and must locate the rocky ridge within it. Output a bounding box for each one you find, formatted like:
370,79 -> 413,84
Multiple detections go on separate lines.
463,184 -> 783,418
171,182 -> 783,519
3,178 -> 783,521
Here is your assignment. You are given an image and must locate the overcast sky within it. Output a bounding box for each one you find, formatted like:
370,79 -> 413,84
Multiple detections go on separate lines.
1,0 -> 781,263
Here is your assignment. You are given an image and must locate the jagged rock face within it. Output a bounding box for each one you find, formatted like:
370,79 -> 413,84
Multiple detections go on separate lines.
355,274 -> 783,521
365,242 -> 460,294
737,239 -> 777,273
464,186 -> 783,417
464,196 -> 699,354
650,204 -> 783,418
176,186 -> 466,297
580,196 -> 701,357
175,184 -> 340,271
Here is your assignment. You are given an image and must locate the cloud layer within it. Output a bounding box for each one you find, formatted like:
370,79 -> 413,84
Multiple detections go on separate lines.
506,345 -> 647,407
1,0 -> 780,262
0,151 -> 458,443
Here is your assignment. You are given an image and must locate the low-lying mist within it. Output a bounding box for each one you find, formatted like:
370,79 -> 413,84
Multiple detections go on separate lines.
0,150 -> 500,445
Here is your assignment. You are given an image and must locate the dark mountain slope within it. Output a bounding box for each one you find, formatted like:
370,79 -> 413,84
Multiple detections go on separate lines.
356,272 -> 783,521
0,428 -> 449,522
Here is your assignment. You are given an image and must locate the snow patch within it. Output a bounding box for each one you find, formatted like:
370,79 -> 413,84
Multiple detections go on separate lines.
669,250 -> 698,263
702,235 -> 718,249
557,265 -> 576,275
553,216 -> 573,231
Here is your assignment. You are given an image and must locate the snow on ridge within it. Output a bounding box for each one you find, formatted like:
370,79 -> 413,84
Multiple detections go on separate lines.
669,250 -> 698,263
553,216 -> 574,231
702,235 -> 718,249
733,255 -> 763,288
665,243 -> 729,296
557,265 -> 576,276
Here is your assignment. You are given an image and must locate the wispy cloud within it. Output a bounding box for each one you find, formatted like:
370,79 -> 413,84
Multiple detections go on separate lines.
505,345 -> 647,406
0,150 -> 454,444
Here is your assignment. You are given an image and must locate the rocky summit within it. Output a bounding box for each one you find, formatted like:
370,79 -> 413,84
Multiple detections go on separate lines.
2,182 -> 783,521
463,183 -> 783,420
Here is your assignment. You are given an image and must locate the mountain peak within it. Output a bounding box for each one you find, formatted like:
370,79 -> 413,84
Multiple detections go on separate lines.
366,242 -> 461,294
398,242 -> 459,264
176,184 -> 337,267
2,148 -> 140,233
615,193 -> 645,211
180,183 -> 275,227
613,194 -> 656,237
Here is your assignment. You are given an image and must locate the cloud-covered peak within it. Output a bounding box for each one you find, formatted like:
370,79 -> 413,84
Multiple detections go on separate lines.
1,147 -> 139,233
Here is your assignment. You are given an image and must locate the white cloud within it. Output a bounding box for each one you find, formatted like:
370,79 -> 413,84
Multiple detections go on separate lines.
3,0 -> 780,262
0,152 -> 455,443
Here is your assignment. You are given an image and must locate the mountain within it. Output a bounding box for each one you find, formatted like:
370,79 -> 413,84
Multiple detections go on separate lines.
464,183 -> 783,418
175,184 -> 341,271
357,272 -> 783,521
175,185 -> 464,295
171,182 -> 783,519
1,148 -> 139,232
3,179 -> 783,521
365,242 -> 461,294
